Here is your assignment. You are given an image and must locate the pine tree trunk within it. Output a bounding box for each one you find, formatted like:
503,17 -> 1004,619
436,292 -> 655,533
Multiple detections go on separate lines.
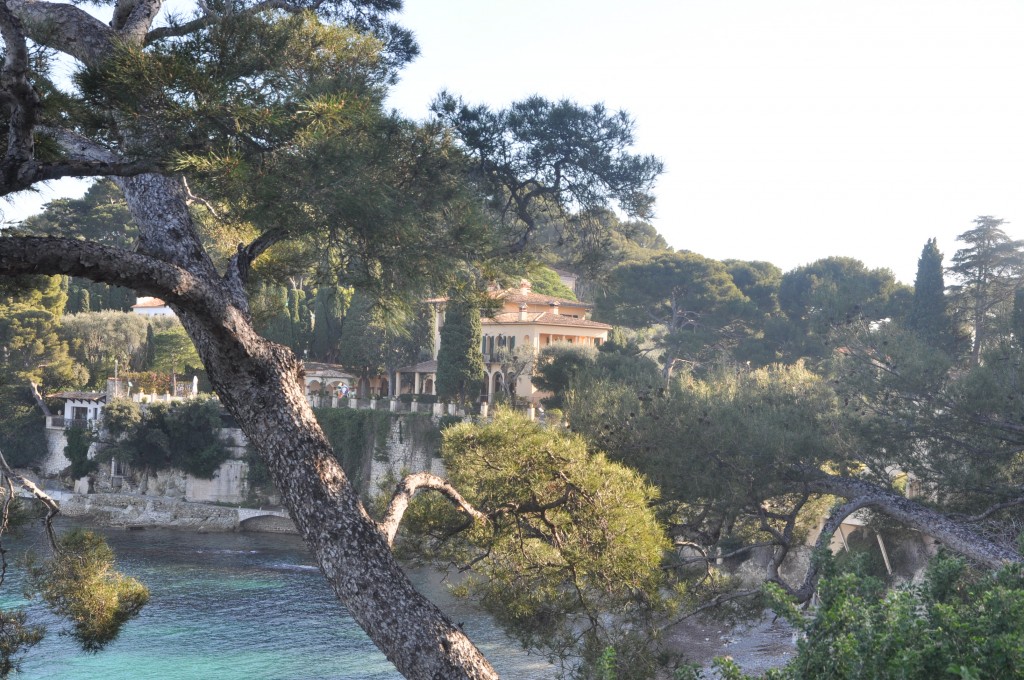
181,313 -> 499,679
124,173 -> 502,679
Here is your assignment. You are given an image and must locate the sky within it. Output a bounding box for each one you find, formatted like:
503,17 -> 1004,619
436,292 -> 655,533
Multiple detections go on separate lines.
5,0 -> 1024,285
384,0 -> 1024,284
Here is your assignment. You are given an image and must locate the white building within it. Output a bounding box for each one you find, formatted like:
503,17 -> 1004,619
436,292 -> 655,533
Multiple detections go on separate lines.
132,296 -> 175,317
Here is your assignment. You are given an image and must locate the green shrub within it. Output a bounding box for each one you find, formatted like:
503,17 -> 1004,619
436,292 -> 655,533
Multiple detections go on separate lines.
98,398 -> 229,479
64,426 -> 98,479
27,530 -> 148,652
763,553 -> 1024,679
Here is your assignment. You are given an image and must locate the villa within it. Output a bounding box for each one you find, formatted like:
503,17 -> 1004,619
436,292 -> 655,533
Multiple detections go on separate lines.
397,280 -> 611,405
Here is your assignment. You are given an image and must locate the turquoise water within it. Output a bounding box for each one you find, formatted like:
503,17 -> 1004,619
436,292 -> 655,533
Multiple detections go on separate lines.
4,521 -> 551,679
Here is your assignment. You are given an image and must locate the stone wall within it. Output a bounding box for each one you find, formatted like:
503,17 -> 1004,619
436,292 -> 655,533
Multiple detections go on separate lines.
366,415 -> 446,495
60,492 -> 241,531
40,429 -> 72,476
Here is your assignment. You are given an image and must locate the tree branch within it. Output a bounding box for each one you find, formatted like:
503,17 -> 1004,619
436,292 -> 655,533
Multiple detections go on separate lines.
0,448 -> 59,552
377,472 -> 487,547
802,470 -> 1023,569
232,227 -> 292,278
0,156 -> 162,197
145,0 -> 326,44
0,235 -> 225,319
663,588 -> 762,629
953,496 -> 1024,523
777,496 -> 873,603
7,0 -> 116,65
222,227 -> 292,314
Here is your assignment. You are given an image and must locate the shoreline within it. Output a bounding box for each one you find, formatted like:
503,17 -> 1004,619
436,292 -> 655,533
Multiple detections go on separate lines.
54,489 -> 298,534
53,489 -> 796,676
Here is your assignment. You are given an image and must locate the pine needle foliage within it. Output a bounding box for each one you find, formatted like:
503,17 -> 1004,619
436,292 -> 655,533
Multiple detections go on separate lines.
0,609 -> 44,679
27,530 -> 149,653
403,410 -> 670,678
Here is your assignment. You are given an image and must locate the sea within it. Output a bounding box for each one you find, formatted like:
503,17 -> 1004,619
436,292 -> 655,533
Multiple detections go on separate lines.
1,519 -> 553,679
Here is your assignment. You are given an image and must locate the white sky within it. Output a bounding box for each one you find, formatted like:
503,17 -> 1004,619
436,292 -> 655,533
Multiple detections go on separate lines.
386,0 -> 1024,284
6,0 -> 1024,285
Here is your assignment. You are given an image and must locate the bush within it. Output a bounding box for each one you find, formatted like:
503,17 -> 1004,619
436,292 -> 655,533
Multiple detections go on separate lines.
763,553 -> 1024,680
64,426 -> 98,479
27,530 -> 148,652
98,398 -> 230,479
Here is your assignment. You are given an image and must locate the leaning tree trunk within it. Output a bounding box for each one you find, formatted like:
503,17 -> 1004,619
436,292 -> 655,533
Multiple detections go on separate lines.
0,171 -> 499,678
126,176 -> 500,679
805,472 -> 1023,568
183,315 -> 498,679
0,0 -> 500,673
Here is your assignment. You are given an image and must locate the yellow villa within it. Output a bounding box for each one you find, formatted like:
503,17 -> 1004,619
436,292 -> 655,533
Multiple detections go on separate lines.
397,281 -> 611,405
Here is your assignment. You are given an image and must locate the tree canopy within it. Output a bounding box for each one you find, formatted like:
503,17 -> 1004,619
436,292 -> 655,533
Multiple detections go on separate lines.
947,216 -> 1024,363
0,0 -> 664,675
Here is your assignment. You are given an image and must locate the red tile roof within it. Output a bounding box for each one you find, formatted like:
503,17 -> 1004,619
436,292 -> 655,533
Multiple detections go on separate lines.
484,312 -> 611,329
493,290 -> 592,309
132,297 -> 168,309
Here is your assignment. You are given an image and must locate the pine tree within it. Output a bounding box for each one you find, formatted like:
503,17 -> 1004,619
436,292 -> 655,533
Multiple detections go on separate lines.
436,299 -> 485,404
141,324 -> 157,371
948,216 -> 1024,363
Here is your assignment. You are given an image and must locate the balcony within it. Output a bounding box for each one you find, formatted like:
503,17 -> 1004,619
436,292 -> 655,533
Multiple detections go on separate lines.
45,416 -> 95,431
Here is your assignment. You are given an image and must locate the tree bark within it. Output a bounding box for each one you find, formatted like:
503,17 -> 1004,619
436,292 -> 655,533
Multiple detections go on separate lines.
0,183 -> 500,677
114,173 -> 501,678
804,471 -> 1023,569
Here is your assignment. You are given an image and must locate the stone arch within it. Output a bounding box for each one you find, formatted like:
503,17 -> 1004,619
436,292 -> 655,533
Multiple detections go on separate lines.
307,379 -> 322,397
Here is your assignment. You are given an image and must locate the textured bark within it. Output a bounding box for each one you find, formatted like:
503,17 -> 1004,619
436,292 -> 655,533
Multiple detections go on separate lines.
0,177 -> 500,679
804,472 -> 1024,569
6,0 -> 115,63
0,0 -> 501,671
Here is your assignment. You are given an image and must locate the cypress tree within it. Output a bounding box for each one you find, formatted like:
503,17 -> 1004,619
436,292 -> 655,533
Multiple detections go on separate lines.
287,287 -> 311,355
142,324 -> 157,370
436,299 -> 485,404
68,287 -> 90,314
308,286 -> 349,362
908,238 -> 953,350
